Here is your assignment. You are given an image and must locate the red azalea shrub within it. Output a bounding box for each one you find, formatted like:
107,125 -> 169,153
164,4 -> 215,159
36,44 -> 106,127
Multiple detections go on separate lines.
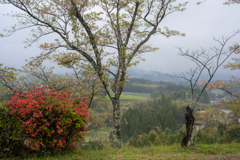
5,86 -> 89,154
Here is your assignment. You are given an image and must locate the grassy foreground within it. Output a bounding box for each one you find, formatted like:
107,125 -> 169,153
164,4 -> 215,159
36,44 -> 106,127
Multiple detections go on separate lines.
10,143 -> 240,160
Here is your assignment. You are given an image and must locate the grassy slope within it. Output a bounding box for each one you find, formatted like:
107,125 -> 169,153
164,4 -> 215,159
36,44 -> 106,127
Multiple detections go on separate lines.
19,143 -> 240,160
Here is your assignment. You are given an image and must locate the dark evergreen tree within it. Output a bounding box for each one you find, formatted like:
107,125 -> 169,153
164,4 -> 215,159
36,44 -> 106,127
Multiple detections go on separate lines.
120,98 -> 186,143
157,99 -> 161,106
182,91 -> 186,100
156,111 -> 162,127
201,90 -> 210,104
146,115 -> 154,133
153,98 -> 157,109
142,116 -> 149,133
129,115 -> 137,137
164,127 -> 172,138
160,94 -> 166,106
160,106 -> 167,128
133,121 -> 142,139
163,110 -> 176,131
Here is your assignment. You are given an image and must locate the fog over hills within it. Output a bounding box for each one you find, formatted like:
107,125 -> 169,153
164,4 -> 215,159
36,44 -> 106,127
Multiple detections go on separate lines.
127,68 -> 182,83
126,68 -> 237,84
16,67 -> 236,86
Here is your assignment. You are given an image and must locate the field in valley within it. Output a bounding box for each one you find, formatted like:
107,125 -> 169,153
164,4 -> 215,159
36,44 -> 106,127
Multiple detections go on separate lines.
105,92 -> 150,102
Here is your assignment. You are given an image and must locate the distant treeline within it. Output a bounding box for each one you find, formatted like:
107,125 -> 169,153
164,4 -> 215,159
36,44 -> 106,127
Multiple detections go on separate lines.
122,78 -> 189,94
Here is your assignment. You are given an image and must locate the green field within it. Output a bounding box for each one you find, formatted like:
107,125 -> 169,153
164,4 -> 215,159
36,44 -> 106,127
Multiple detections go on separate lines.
210,89 -> 225,95
131,84 -> 161,88
106,92 -> 150,100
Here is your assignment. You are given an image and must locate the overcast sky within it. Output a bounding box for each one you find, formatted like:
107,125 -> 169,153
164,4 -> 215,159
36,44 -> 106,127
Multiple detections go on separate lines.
0,0 -> 239,79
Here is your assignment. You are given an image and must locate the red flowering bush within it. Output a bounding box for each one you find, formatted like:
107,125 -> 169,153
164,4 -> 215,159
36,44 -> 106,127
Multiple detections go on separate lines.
5,86 -> 89,154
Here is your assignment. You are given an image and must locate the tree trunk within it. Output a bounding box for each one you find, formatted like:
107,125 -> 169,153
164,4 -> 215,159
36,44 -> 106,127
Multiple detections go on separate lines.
181,106 -> 195,147
111,97 -> 122,148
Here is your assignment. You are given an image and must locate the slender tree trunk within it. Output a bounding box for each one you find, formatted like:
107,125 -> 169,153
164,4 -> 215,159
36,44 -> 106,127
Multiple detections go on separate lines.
111,97 -> 122,148
181,106 -> 195,147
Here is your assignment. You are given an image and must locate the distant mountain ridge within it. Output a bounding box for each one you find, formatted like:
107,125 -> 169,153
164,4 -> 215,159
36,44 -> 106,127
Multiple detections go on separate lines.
127,68 -> 183,83
16,68 -> 235,85
126,68 -> 236,84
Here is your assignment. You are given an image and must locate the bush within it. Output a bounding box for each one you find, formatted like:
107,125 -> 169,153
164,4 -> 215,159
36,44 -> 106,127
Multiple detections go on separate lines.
0,103 -> 27,158
3,86 -> 89,157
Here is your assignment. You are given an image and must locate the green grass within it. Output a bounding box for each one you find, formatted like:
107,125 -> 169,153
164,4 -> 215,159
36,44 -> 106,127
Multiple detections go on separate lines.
7,143 -> 240,160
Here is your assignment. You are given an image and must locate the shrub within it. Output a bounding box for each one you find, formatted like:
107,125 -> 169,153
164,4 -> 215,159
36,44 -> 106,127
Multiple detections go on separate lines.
0,102 -> 27,158
5,86 -> 89,156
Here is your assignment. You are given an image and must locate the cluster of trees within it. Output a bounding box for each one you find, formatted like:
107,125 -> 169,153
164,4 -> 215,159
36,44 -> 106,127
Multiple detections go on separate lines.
128,121 -> 240,148
121,94 -> 186,143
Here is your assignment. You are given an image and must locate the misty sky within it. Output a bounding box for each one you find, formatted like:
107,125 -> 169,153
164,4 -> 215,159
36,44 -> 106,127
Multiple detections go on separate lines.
0,0 -> 239,80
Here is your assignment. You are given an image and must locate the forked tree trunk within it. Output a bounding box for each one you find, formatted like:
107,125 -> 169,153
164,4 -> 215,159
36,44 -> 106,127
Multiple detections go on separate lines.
181,106 -> 195,147
111,97 -> 122,148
